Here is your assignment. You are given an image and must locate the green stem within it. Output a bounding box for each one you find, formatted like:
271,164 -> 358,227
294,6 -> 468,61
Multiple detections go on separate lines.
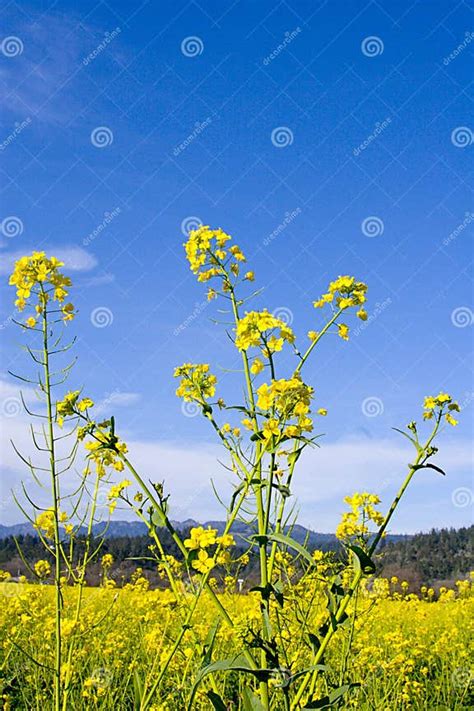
229,288 -> 270,710
42,302 -> 62,711
293,309 -> 342,377
291,422 -> 440,709
62,471 -> 101,710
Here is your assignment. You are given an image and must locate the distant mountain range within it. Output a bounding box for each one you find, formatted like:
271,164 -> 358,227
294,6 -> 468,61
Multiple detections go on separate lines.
0,520 -> 410,548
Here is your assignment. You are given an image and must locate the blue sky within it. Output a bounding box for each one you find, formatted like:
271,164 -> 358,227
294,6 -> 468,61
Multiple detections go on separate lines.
0,0 -> 473,532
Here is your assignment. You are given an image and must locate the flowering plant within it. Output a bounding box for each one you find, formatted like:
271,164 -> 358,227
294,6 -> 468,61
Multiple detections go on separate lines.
8,231 -> 461,710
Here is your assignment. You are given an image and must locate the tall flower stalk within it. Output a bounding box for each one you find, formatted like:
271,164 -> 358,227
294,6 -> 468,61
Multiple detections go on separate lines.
7,239 -> 461,710
8,253 -> 112,710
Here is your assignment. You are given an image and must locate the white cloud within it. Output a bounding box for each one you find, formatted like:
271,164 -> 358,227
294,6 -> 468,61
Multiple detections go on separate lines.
0,247 -> 97,275
1,380 -> 472,532
94,391 -> 141,416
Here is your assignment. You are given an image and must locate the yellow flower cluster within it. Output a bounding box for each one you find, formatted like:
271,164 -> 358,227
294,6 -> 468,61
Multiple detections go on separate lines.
107,480 -> 132,513
33,510 -> 56,539
174,363 -> 217,402
255,377 -> 317,440
34,510 -> 72,539
235,309 -> 295,354
336,492 -> 384,541
84,435 -> 128,477
184,526 -> 235,574
101,554 -> 114,569
34,560 -> 51,579
184,225 -> 249,287
56,391 -> 94,427
313,275 -> 368,342
9,252 -> 75,325
423,392 -> 460,426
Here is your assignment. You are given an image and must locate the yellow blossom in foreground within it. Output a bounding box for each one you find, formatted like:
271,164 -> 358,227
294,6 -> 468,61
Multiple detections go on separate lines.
338,323 -> 349,341
250,358 -> 264,375
336,492 -> 384,541
235,309 -> 295,352
192,550 -> 215,574
174,363 -> 217,402
34,510 -> 56,539
313,275 -> 367,310
184,526 -> 218,550
422,392 -> 460,425
9,252 -> 75,323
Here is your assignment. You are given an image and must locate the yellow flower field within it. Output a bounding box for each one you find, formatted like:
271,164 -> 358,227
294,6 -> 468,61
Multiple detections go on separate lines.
1,577 -> 472,710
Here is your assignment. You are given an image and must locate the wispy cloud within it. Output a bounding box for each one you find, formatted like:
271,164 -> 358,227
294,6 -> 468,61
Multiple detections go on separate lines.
2,11 -> 126,124
0,246 -> 97,275
94,391 -> 141,416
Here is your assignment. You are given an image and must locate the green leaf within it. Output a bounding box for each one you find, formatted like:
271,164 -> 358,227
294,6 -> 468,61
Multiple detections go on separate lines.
308,632 -> 321,653
201,618 -> 221,667
150,507 -> 167,528
303,697 -> 330,709
133,670 -> 144,705
242,688 -> 266,711
274,483 -> 291,498
206,690 -> 227,711
304,682 -> 361,708
347,544 -> 376,575
412,462 -> 446,476
287,446 -> 304,467
267,532 -> 316,567
249,582 -> 284,607
279,664 -> 327,689
187,654 -> 273,709
392,426 -> 419,448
